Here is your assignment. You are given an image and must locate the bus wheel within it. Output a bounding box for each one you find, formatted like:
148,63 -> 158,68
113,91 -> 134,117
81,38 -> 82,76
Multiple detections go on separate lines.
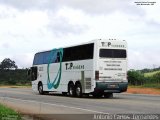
38,83 -> 44,95
68,83 -> 75,97
62,92 -> 67,96
104,93 -> 113,98
92,92 -> 103,98
75,83 -> 82,97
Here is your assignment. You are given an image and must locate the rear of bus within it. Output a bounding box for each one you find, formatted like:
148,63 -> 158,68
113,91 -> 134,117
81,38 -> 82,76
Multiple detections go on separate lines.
94,39 -> 128,96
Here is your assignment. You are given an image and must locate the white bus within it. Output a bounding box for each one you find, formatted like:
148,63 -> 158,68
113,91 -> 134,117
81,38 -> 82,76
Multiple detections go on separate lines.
28,39 -> 128,98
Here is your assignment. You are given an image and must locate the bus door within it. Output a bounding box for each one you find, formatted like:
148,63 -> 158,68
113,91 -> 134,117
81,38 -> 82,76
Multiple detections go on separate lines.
28,67 -> 38,81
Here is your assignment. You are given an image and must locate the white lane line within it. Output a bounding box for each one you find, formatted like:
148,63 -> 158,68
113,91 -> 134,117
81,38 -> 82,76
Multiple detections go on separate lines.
0,97 -> 109,114
121,93 -> 160,97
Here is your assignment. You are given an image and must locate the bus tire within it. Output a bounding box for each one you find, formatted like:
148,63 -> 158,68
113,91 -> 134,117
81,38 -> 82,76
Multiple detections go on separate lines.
62,92 -> 67,96
92,92 -> 103,98
68,83 -> 76,97
75,83 -> 82,97
38,82 -> 44,95
104,93 -> 113,98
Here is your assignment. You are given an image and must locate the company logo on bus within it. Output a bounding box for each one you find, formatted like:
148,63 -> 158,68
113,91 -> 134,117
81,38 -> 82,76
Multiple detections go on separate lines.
101,42 -> 111,47
101,42 -> 125,48
65,62 -> 84,70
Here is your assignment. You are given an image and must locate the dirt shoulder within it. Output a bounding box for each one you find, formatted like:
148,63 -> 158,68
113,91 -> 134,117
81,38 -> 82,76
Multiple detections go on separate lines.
126,87 -> 160,95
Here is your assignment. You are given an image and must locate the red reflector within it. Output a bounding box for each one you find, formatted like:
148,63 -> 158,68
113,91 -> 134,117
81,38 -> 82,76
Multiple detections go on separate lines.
95,71 -> 99,80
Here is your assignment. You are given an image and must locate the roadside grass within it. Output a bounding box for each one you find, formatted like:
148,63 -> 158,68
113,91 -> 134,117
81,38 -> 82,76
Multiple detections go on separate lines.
0,104 -> 21,120
141,84 -> 160,89
129,84 -> 160,89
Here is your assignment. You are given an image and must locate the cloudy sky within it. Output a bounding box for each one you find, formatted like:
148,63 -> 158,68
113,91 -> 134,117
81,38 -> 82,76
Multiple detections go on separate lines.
0,0 -> 160,69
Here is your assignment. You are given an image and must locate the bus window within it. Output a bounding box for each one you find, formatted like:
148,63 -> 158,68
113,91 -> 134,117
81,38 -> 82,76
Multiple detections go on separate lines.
56,52 -> 60,63
63,43 -> 94,62
100,49 -> 126,58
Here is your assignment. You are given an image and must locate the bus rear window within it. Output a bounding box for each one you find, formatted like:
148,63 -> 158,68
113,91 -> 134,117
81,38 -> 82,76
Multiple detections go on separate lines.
99,49 -> 126,58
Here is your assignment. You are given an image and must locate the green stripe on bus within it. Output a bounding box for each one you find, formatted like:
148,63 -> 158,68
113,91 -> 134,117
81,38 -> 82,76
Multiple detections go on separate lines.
47,48 -> 63,89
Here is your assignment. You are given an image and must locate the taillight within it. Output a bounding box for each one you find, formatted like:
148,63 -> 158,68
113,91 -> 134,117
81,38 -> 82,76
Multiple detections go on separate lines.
95,71 -> 99,80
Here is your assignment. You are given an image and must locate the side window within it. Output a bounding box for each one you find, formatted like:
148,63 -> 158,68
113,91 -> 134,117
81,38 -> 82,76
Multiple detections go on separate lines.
33,43 -> 94,64
56,52 -> 60,63
63,43 -> 94,62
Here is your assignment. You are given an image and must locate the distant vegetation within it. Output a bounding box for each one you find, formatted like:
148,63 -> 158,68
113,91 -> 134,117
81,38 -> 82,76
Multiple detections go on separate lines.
128,67 -> 160,88
144,70 -> 160,77
0,58 -> 30,85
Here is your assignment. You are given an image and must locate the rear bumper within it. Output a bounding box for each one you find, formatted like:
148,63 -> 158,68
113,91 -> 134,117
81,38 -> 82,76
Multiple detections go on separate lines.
94,82 -> 128,93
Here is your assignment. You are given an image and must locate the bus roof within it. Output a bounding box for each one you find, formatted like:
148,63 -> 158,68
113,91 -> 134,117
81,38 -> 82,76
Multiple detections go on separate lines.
35,39 -> 126,54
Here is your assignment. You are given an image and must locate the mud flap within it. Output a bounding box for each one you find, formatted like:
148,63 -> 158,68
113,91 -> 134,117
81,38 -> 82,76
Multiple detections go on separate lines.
80,71 -> 85,93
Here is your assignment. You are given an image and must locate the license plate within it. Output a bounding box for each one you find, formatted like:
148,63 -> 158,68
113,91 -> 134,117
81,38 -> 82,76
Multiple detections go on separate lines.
108,84 -> 119,88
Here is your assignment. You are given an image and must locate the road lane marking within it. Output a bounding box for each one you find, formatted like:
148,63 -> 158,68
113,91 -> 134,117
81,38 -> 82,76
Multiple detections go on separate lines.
0,97 -> 109,114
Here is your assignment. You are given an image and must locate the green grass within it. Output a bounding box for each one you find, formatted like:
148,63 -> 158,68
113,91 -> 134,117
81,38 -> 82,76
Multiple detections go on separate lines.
144,70 -> 160,77
0,104 -> 21,120
141,84 -> 160,89
129,84 -> 160,89
129,85 -> 144,88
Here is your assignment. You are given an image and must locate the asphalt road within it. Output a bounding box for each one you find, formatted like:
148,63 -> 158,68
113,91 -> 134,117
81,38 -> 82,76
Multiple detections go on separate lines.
0,88 -> 160,119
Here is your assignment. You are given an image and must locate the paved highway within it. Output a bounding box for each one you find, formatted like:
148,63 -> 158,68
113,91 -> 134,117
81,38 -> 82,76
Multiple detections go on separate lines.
0,88 -> 160,119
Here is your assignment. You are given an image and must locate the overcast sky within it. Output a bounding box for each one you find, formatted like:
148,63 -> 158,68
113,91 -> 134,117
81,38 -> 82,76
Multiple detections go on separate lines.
0,0 -> 160,70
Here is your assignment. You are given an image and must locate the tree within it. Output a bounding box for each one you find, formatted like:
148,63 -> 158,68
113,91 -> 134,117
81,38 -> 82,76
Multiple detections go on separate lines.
153,72 -> 160,84
127,70 -> 145,85
0,58 -> 18,70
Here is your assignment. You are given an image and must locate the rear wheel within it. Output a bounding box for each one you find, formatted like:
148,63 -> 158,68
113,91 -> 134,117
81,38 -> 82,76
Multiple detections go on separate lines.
68,83 -> 75,97
92,92 -> 103,98
38,83 -> 44,95
104,93 -> 113,98
75,83 -> 82,97
62,92 -> 67,96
